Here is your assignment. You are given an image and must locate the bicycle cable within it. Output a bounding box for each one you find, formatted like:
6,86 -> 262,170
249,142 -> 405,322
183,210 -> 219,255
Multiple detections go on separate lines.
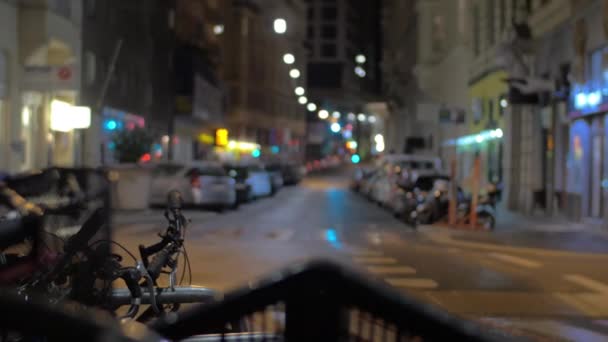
88,239 -> 137,263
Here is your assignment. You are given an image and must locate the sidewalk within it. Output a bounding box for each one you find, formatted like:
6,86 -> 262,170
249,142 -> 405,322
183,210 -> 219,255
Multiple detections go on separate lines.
426,204 -> 608,254
494,203 -> 606,234
112,208 -> 218,226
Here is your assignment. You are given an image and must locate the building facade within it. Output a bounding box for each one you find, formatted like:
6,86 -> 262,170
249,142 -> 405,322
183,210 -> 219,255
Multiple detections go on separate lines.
0,0 -> 19,172
305,0 -> 383,160
80,0 -> 175,166
217,0 -> 308,161
413,0 -> 471,175
559,0 -> 608,223
3,0 -> 85,171
173,0 -> 225,162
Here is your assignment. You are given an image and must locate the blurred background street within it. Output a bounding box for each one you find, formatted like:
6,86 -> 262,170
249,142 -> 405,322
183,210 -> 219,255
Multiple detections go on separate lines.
114,168 -> 608,341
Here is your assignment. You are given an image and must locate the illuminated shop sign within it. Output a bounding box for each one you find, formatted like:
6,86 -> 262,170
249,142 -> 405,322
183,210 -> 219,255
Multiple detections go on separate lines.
443,129 -> 503,147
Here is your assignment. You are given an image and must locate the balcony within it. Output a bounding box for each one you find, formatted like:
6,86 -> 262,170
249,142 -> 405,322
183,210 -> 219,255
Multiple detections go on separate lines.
528,0 -> 573,37
18,0 -> 81,66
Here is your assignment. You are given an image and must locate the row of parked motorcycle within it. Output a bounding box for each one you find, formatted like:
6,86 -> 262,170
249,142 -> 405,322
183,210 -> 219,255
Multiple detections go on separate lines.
149,160 -> 306,212
351,155 -> 498,229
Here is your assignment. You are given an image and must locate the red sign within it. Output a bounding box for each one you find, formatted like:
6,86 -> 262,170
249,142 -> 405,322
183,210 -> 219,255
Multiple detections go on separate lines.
57,67 -> 72,81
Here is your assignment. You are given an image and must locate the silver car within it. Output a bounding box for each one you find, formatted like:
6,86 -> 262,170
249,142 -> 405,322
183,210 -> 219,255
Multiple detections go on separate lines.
150,163 -> 237,211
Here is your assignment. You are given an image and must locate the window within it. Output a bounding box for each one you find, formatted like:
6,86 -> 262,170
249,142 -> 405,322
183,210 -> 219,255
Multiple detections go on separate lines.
590,47 -> 604,88
321,25 -> 337,39
486,0 -> 495,46
0,51 -> 6,99
307,26 -> 314,38
473,5 -> 480,56
499,0 -> 506,31
472,98 -> 482,124
85,0 -> 96,17
321,43 -> 337,57
85,51 -> 96,85
487,99 -> 494,120
321,6 -> 337,20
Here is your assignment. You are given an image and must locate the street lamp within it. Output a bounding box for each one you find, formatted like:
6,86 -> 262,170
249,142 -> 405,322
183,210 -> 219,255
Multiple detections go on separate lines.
332,111 -> 341,119
295,86 -> 305,96
355,54 -> 366,64
357,113 -> 366,122
330,122 -> 341,133
289,68 -> 300,79
307,103 -> 317,112
347,112 -> 356,121
298,96 -> 308,104
368,115 -> 376,123
273,18 -> 287,34
283,53 -> 295,64
213,24 -> 224,35
354,66 -> 366,78
318,109 -> 329,119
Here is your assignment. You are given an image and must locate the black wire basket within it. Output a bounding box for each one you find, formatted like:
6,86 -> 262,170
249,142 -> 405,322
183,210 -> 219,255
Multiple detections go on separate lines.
155,260 -> 517,342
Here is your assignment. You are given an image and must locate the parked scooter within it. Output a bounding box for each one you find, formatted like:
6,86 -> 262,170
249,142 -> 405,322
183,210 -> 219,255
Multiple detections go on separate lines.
408,178 -> 451,228
455,183 -> 498,230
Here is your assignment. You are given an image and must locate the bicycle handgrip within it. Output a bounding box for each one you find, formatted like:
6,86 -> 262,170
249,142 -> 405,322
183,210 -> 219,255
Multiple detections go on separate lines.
147,247 -> 171,281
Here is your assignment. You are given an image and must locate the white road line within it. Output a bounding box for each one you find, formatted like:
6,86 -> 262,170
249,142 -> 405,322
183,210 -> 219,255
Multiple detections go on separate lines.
510,319 -> 608,342
353,257 -> 397,265
366,266 -> 416,275
385,278 -> 438,289
488,252 -> 542,269
347,249 -> 383,257
564,274 -> 608,294
554,293 -> 604,317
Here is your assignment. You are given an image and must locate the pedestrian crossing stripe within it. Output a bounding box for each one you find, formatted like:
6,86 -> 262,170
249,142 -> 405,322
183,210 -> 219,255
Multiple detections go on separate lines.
488,252 -> 542,269
346,248 -> 383,257
385,278 -> 438,289
366,266 -> 416,275
353,257 -> 397,265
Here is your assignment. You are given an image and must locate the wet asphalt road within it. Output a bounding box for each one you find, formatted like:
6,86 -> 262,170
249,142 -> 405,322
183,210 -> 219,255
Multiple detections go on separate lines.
114,168 -> 608,341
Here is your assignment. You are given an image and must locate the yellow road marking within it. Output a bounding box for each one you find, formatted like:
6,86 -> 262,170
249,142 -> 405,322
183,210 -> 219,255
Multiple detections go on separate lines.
488,253 -> 542,269
366,266 -> 416,275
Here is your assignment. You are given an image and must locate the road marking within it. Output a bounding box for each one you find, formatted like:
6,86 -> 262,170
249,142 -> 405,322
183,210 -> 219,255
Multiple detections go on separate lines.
520,319 -> 608,341
385,278 -> 438,289
266,229 -> 295,241
554,293 -> 604,317
423,230 -> 608,259
564,274 -> 608,294
488,252 -> 542,269
366,266 -> 416,275
347,249 -> 383,257
353,257 -> 397,265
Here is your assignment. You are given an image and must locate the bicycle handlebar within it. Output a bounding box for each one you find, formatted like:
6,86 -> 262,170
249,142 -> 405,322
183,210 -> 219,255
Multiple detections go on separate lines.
146,245 -> 174,281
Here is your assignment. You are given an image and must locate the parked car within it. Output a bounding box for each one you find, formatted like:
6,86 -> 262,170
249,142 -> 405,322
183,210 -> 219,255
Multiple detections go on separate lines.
150,162 -> 237,211
224,162 -> 272,199
360,169 -> 382,199
279,163 -> 305,185
223,166 -> 252,205
264,164 -> 284,195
